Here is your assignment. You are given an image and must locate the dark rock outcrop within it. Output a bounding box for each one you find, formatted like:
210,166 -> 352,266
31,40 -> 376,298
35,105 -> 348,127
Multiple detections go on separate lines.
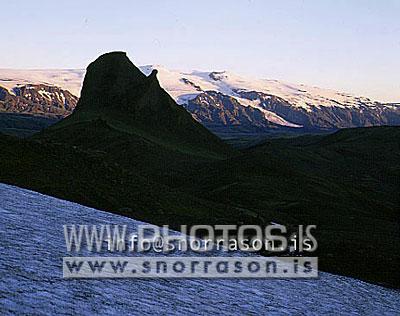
40,51 -> 233,158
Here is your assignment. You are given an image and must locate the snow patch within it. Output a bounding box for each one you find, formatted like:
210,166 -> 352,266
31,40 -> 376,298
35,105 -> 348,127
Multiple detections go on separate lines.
0,69 -> 85,96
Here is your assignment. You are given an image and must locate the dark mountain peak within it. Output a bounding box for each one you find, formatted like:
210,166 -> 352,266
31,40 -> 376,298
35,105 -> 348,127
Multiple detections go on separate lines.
149,69 -> 158,77
86,51 -> 146,82
76,52 -> 148,113
74,52 -> 170,119
95,51 -> 126,58
41,52 -> 233,158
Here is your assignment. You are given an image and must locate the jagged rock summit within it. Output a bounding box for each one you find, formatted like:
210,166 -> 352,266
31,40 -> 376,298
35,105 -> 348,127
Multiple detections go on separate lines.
76,52 -> 170,116
39,51 -> 233,158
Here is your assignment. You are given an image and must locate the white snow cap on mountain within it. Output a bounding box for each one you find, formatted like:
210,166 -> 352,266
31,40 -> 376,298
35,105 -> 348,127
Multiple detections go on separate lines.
0,69 -> 85,97
0,66 -> 382,112
139,65 -> 380,112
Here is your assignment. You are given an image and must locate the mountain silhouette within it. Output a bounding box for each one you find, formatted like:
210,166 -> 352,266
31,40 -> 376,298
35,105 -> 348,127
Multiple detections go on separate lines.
41,51 -> 232,160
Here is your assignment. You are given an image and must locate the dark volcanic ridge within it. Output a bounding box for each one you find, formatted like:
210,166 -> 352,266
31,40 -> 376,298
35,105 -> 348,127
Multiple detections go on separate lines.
40,52 -> 233,159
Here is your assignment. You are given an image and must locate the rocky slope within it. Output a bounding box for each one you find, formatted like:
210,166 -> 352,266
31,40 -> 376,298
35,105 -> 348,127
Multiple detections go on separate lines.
1,183 -> 399,314
0,84 -> 77,117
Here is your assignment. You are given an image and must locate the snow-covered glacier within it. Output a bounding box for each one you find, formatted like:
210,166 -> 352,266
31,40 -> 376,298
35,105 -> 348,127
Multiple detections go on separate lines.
2,67 -> 399,131
0,67 -> 385,109
0,183 -> 399,315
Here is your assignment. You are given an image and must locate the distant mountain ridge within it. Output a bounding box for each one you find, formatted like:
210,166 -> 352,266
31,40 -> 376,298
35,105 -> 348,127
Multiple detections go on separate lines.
0,69 -> 84,96
1,65 -> 399,136
0,84 -> 77,117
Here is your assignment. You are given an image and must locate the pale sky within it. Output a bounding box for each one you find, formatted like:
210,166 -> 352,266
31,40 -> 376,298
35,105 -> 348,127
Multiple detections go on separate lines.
2,0 -> 399,102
